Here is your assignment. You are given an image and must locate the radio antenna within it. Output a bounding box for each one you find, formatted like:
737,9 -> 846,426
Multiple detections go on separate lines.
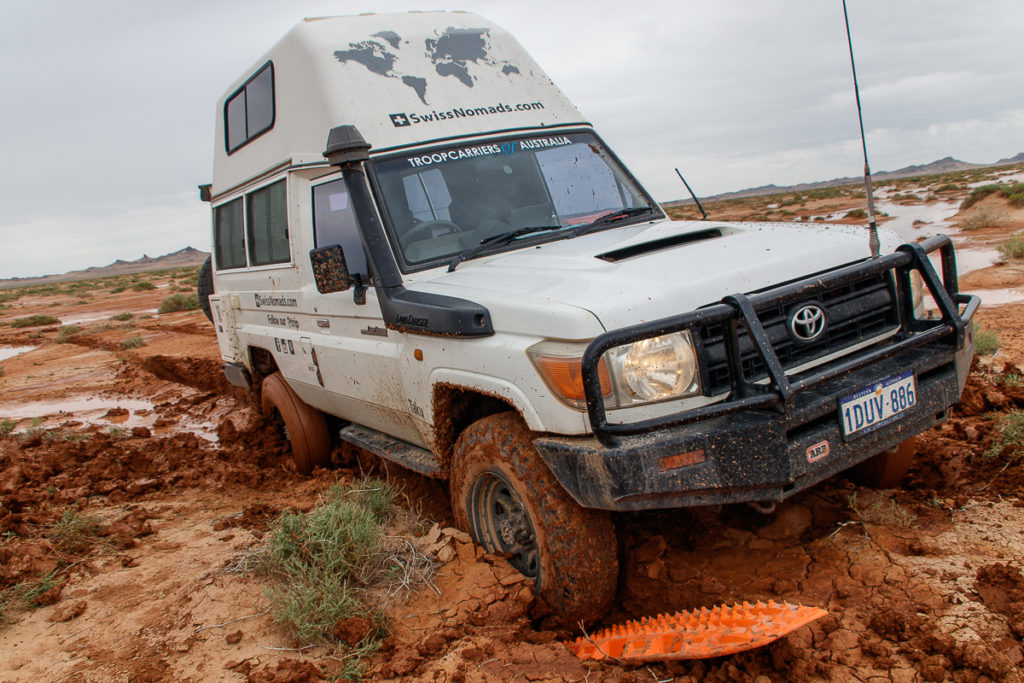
842,0 -> 880,258
675,168 -> 708,220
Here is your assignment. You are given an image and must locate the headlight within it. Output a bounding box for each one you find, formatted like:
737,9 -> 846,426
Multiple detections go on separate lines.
606,331 -> 701,404
528,331 -> 702,410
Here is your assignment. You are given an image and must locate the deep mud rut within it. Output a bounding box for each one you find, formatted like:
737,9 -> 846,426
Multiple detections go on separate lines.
2,200 -> 1024,681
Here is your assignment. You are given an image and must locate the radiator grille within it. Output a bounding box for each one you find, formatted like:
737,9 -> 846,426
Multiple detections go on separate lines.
700,272 -> 899,394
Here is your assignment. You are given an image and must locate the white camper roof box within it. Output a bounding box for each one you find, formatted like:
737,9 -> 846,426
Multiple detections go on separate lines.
212,11 -> 587,196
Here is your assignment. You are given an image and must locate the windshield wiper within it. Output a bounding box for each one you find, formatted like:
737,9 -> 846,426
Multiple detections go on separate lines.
571,206 -> 658,237
447,225 -> 563,272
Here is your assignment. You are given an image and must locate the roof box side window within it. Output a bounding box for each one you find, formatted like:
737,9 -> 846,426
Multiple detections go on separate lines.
214,197 -> 246,270
224,62 -> 275,154
247,179 -> 290,266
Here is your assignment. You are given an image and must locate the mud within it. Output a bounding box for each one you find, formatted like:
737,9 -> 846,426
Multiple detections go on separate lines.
1,188 -> 1023,681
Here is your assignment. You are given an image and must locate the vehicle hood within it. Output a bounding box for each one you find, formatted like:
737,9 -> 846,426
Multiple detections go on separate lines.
408,218 -> 901,335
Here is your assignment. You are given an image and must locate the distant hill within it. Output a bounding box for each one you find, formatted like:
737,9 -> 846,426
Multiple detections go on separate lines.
995,152 -> 1024,166
665,154 -> 1024,206
0,247 -> 209,289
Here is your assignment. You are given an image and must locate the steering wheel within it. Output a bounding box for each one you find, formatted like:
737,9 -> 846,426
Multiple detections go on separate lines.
404,219 -> 463,243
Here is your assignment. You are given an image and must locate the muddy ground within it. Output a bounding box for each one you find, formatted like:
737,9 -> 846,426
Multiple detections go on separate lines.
2,173 -> 1024,682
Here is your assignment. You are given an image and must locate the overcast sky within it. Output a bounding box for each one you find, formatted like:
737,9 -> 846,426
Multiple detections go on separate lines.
2,0 -> 1021,278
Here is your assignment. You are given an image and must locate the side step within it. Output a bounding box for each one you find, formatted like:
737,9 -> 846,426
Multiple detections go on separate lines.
338,424 -> 442,478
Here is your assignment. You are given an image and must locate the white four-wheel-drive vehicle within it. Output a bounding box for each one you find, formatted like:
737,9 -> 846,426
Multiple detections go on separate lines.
198,12 -> 978,624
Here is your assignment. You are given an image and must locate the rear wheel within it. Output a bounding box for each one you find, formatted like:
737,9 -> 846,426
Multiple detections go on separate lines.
450,413 -> 618,626
849,436 -> 917,488
260,372 -> 331,474
197,256 -> 214,323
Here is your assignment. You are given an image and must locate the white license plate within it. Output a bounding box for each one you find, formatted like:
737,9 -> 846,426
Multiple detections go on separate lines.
839,371 -> 917,437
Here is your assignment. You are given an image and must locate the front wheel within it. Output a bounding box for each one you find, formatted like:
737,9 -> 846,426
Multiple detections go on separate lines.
260,372 -> 331,475
849,436 -> 917,488
450,413 -> 618,626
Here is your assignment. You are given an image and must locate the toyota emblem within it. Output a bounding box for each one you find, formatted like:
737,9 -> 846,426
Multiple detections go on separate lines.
789,303 -> 826,342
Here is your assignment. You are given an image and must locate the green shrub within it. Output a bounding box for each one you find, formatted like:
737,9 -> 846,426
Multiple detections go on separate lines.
19,570 -> 61,608
110,312 -> 133,321
844,208 -> 867,220
975,327 -> 1001,356
961,182 -> 1024,210
0,419 -> 15,438
998,235 -> 1024,261
131,281 -> 156,292
960,185 -> 1002,210
157,293 -> 200,313
56,325 -> 81,343
49,507 -> 102,554
985,411 -> 1024,460
255,479 -> 418,655
120,334 -> 145,349
110,285 -> 127,294
9,315 -> 60,328
960,206 -> 1010,231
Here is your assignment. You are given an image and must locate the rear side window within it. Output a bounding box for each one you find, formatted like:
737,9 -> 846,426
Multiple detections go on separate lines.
312,179 -> 367,277
225,62 -> 275,153
214,198 -> 245,270
247,180 -> 290,266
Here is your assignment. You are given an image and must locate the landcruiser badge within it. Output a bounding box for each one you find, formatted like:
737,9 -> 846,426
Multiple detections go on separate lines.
789,303 -> 826,342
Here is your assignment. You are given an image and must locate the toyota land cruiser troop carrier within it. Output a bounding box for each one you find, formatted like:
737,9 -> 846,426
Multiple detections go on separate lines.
199,12 -> 978,623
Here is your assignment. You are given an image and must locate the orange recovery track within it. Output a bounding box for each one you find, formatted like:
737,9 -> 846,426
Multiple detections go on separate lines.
565,600 -> 827,662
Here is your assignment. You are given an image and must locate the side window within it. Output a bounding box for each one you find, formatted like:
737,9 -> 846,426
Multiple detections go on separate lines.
312,179 -> 367,277
213,198 -> 245,270
224,62 -> 275,154
247,180 -> 290,266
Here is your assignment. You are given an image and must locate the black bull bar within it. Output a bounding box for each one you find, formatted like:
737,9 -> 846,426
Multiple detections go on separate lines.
580,234 -> 980,448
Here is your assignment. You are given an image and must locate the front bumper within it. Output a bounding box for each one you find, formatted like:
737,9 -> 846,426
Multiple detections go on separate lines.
533,235 -> 978,511
534,339 -> 972,510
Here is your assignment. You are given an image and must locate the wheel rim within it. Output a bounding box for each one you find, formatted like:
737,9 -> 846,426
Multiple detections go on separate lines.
467,470 -> 540,578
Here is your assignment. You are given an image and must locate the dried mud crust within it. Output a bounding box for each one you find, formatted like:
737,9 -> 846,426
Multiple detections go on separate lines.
449,412 -> 618,627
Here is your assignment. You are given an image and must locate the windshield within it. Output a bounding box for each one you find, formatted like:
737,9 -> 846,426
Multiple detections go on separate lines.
370,132 -> 659,268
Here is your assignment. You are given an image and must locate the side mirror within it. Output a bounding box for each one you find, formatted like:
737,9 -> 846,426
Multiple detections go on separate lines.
310,245 -> 352,294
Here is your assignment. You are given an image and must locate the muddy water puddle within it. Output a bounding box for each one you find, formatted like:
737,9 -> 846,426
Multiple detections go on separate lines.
962,287 -> 1024,306
0,394 -> 219,441
0,346 -> 36,361
0,396 -> 153,422
968,170 -> 1024,187
875,200 -> 960,242
59,311 -> 127,326
61,309 -> 157,326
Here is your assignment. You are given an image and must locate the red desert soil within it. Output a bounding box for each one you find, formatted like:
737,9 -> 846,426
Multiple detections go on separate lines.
1,201 -> 1024,681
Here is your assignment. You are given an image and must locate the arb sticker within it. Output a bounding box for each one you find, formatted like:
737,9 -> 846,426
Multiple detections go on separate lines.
806,441 -> 830,463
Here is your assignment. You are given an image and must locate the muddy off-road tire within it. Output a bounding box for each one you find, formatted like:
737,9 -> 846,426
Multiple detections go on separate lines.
450,413 -> 618,626
260,372 -> 331,475
197,256 -> 214,323
849,436 -> 917,489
